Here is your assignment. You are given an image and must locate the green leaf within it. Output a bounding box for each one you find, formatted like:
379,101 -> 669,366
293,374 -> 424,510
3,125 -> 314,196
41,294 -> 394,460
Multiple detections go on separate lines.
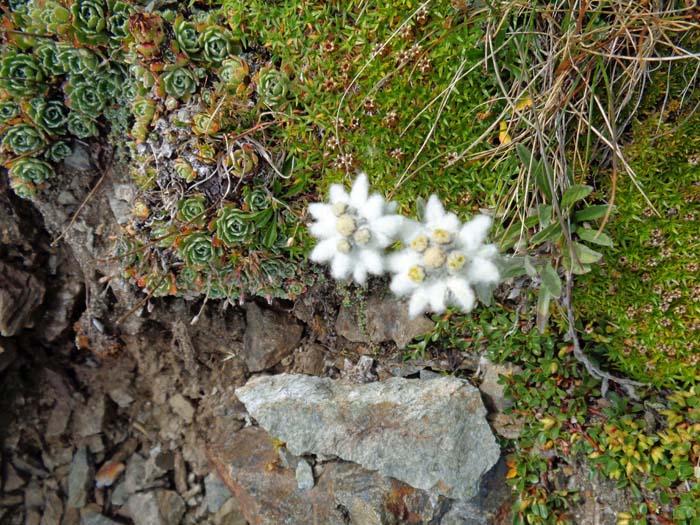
573,204 -> 612,222
577,228 -> 613,247
536,287 -> 551,334
572,241 -> 603,264
262,220 -> 278,248
530,222 -> 562,246
561,184 -> 592,209
537,204 -> 552,227
541,262 -> 562,298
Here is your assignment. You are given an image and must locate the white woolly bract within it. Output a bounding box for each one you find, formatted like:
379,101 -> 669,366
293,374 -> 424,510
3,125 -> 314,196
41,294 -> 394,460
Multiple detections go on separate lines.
307,173 -> 403,285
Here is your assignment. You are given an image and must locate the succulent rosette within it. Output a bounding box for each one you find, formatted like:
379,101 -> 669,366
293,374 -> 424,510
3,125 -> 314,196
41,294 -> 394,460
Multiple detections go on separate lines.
9,177 -> 36,199
173,17 -> 201,57
0,101 -> 20,124
308,173 -> 403,284
33,0 -> 71,34
44,140 -> 72,162
256,66 -> 290,108
9,157 -> 54,183
215,206 -> 253,247
71,0 -> 109,45
225,146 -> 258,178
106,0 -> 131,40
65,77 -> 107,117
162,67 -> 197,100
67,112 -> 98,138
26,99 -> 68,134
388,195 -> 500,317
218,57 -> 249,93
245,187 -> 269,212
0,51 -> 45,96
200,26 -> 236,66
172,158 -> 196,182
2,124 -> 46,155
33,42 -> 65,75
57,46 -> 97,76
177,196 -> 207,227
179,232 -> 217,267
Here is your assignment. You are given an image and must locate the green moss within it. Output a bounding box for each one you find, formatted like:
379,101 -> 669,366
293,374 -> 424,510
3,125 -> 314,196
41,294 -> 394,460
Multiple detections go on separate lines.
576,102 -> 700,387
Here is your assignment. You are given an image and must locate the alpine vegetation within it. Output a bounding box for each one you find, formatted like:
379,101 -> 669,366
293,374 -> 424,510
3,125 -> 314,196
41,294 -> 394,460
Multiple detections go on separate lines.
389,196 -> 500,318
308,173 -> 403,284
308,174 -> 502,317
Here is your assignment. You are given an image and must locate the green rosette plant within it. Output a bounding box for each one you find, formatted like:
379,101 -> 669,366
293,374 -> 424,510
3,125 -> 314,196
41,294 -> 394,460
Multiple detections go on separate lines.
97,70 -> 123,100
215,206 -> 253,247
177,196 -> 207,227
260,259 -> 295,281
67,112 -> 98,138
45,141 -> 72,162
0,101 -> 19,124
26,99 -> 68,134
128,12 -> 165,58
150,222 -> 177,248
107,0 -> 131,40
130,96 -> 155,142
161,67 -> 197,100
9,157 -> 54,183
35,42 -> 66,75
218,57 -> 249,93
0,51 -> 45,97
71,0 -> 109,45
225,145 -> 259,178
65,77 -> 107,117
200,26 -> 236,66
1,124 -> 46,155
32,0 -> 71,34
57,46 -> 97,76
256,66 -> 290,108
173,158 -> 196,182
179,232 -> 217,267
245,187 -> 269,212
9,177 -> 36,199
173,17 -> 201,57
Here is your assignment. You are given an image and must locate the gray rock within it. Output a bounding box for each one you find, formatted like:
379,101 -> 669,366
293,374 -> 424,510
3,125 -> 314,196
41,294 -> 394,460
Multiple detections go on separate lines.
72,396 -> 106,438
40,492 -> 63,525
419,369 -> 441,380
126,491 -> 184,525
335,296 -> 434,349
0,261 -> 45,337
169,394 -> 195,424
478,357 -> 521,414
67,447 -> 92,508
80,512 -> 121,525
236,374 -> 500,500
243,303 -> 303,372
204,473 -> 231,514
107,389 -> 134,408
295,460 -> 314,491
212,499 -> 246,525
109,482 -> 128,507
26,510 -> 42,525
124,452 -> 168,494
2,464 -> 25,492
24,481 -> 44,508
46,401 -> 73,438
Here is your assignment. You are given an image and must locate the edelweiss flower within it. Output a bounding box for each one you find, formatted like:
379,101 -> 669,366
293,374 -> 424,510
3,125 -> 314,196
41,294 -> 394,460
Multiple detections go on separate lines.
308,173 -> 403,284
389,195 -> 500,317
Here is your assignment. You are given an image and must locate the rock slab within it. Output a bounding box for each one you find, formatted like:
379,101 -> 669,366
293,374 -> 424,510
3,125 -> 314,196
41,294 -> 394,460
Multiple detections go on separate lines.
236,374 -> 500,500
243,303 -> 303,372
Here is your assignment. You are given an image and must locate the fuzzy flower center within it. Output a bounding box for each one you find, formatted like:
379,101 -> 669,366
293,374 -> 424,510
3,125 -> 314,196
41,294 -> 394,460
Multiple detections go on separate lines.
336,238 -> 351,254
408,265 -> 425,283
332,202 -> 348,216
423,246 -> 446,269
432,229 -> 452,244
447,251 -> 466,271
336,214 -> 357,237
354,228 -> 371,245
411,234 -> 428,252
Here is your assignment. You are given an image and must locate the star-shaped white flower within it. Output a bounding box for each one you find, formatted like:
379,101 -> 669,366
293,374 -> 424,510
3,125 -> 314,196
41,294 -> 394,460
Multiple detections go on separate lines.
389,195 -> 500,317
308,173 -> 403,284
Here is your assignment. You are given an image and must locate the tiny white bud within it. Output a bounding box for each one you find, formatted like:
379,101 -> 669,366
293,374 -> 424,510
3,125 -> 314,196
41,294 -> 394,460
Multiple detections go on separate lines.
408,265 -> 425,283
331,202 -> 348,216
447,251 -> 466,271
335,214 -> 357,236
336,239 -> 351,253
353,228 -> 371,245
410,234 -> 428,252
423,246 -> 446,269
432,228 -> 453,244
